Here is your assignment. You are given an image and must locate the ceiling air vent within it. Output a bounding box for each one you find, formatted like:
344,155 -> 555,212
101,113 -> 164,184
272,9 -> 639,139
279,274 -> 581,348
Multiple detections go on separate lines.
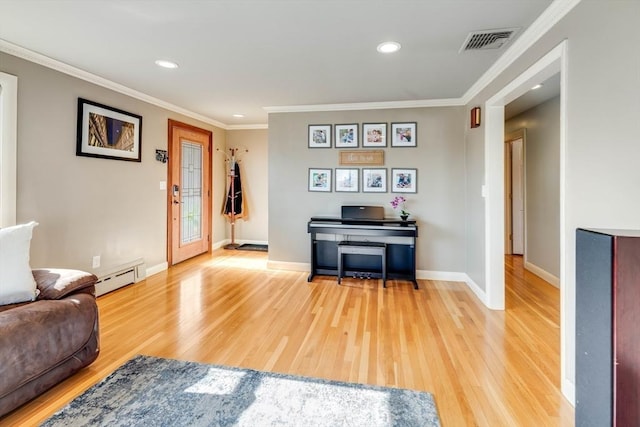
460,28 -> 520,52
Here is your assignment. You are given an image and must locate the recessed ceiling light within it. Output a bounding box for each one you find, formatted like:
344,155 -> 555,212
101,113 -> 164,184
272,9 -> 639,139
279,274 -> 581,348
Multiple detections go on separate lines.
531,83 -> 543,90
377,41 -> 401,54
232,114 -> 245,118
155,59 -> 179,69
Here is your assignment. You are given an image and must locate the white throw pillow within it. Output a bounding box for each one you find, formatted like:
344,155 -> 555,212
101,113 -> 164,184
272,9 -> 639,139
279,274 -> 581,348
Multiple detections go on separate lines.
0,221 -> 39,305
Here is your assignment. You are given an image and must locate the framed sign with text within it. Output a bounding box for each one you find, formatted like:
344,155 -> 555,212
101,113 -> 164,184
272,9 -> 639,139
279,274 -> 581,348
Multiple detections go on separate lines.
338,150 -> 384,166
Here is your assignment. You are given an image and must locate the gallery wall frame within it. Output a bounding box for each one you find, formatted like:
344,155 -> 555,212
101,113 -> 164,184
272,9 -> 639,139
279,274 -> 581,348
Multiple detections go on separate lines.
362,168 -> 387,193
334,124 -> 358,148
391,122 -> 417,147
335,168 -> 359,192
76,98 -> 142,162
362,123 -> 387,148
391,168 -> 417,193
308,168 -> 332,192
308,124 -> 332,148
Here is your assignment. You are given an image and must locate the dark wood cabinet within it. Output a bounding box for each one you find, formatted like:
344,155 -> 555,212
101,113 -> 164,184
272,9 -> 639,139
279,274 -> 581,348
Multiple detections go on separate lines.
576,228 -> 640,426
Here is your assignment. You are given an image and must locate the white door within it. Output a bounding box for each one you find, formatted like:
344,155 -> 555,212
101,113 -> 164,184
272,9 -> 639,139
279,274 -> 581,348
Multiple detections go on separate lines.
511,138 -> 524,255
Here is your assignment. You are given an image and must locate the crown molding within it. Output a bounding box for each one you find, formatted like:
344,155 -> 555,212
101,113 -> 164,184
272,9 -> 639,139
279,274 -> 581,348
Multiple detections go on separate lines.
0,38 -> 234,129
226,124 -> 269,130
461,0 -> 582,105
264,98 -> 463,114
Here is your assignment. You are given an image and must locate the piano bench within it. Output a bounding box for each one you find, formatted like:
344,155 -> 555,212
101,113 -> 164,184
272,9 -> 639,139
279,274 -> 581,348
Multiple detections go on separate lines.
337,241 -> 387,287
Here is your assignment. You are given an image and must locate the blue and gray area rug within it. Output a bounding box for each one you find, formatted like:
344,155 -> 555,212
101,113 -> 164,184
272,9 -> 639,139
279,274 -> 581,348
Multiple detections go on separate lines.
42,355 -> 440,426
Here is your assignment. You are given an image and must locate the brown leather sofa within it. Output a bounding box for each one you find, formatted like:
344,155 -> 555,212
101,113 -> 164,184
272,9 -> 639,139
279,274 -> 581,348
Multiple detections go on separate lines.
0,269 -> 100,417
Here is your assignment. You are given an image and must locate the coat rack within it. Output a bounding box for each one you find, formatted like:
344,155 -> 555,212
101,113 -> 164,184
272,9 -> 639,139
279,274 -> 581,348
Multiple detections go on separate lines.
218,147 -> 248,249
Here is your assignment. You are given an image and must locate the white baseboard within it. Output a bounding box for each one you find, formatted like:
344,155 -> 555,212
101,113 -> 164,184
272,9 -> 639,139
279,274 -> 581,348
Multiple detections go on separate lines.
212,239 -> 230,250
416,270 -> 467,282
417,270 -> 489,307
525,261 -> 560,288
459,274 -> 488,306
562,378 -> 575,406
146,262 -> 168,277
267,260 -> 310,272
213,239 -> 268,250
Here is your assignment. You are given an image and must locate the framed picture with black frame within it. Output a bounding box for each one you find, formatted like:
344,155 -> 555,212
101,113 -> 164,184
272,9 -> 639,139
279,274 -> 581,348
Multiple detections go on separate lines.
391,122 -> 417,147
334,124 -> 358,148
308,124 -> 332,148
362,168 -> 387,192
362,123 -> 387,147
391,168 -> 417,193
308,168 -> 332,192
76,98 -> 142,162
335,168 -> 359,192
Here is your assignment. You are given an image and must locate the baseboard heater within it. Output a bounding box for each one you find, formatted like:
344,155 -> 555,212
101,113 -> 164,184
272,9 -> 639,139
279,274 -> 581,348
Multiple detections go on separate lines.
95,258 -> 146,297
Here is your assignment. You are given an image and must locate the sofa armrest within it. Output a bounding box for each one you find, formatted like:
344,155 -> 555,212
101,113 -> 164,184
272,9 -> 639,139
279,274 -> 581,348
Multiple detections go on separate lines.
33,269 -> 97,300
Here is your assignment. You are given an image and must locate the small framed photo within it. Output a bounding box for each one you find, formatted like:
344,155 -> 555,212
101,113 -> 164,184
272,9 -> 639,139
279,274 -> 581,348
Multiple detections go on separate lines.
391,122 -> 417,147
362,168 -> 387,193
362,123 -> 387,147
334,124 -> 358,148
335,168 -> 359,192
309,168 -> 332,192
308,125 -> 332,148
76,98 -> 142,162
391,168 -> 417,193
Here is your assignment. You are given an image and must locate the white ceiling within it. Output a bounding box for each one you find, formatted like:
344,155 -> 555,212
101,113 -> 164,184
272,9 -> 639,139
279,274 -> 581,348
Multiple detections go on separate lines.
0,0 -> 556,127
505,72 -> 561,119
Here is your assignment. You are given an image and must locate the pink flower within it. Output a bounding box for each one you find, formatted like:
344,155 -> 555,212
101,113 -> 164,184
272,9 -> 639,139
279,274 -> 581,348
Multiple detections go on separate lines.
390,196 -> 409,215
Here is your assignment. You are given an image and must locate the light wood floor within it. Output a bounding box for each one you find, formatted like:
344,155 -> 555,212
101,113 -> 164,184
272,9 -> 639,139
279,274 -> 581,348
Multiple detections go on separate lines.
1,251 -> 574,426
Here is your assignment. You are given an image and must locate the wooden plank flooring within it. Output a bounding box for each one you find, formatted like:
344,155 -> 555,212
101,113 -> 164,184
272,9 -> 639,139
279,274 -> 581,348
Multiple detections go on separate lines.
1,251 -> 574,426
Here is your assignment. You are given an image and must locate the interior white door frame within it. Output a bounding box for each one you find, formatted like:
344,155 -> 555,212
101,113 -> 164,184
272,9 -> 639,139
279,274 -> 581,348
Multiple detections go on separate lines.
504,129 -> 527,256
484,40 -> 570,401
511,137 -> 525,255
0,72 -> 18,227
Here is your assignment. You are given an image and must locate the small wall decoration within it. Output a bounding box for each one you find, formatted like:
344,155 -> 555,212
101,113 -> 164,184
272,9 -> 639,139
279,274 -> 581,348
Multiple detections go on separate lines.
470,107 -> 481,128
76,98 -> 142,162
338,150 -> 384,166
362,168 -> 387,193
334,124 -> 359,148
335,168 -> 359,192
308,168 -> 332,192
391,168 -> 417,193
391,122 -> 417,147
308,124 -> 332,148
155,149 -> 168,163
362,123 -> 387,147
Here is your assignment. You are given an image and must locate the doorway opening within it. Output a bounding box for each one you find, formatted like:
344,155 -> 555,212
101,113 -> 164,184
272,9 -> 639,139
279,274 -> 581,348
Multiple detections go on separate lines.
484,40 -> 571,401
0,72 -> 17,227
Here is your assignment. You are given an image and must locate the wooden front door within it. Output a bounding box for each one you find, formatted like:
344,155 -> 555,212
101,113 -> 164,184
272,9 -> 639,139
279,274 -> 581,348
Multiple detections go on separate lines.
168,120 -> 212,265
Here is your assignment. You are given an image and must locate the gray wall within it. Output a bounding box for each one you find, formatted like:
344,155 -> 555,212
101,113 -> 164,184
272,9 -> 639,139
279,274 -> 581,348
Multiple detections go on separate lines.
506,95 -> 560,279
225,129 -> 269,243
465,0 -> 640,392
1,52 -> 228,272
268,107 -> 466,273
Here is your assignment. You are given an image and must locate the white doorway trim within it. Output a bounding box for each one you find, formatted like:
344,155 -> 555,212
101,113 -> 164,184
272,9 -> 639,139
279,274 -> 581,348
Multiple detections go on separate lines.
0,72 -> 18,227
510,136 -> 525,256
484,40 -> 571,402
